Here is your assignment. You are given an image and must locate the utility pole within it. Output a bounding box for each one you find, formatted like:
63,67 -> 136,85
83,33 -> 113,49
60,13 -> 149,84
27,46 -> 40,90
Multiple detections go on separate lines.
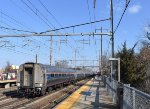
110,0 -> 114,79
50,34 -> 53,66
100,27 -> 103,75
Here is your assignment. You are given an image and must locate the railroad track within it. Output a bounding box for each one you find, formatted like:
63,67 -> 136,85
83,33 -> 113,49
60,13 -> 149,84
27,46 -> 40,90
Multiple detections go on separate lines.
0,79 -> 91,109
18,79 -> 90,109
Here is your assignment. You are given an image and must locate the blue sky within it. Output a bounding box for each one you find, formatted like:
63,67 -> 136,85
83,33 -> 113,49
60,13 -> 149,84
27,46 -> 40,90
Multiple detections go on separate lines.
0,0 -> 149,68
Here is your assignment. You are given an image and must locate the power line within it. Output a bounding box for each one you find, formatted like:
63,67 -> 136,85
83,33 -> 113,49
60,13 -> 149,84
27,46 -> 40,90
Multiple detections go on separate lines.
86,0 -> 93,32
19,0 -> 64,63
0,10 -> 34,31
0,25 -> 37,34
0,15 -> 50,51
10,0 -> 81,64
21,0 -> 53,30
114,0 -> 131,34
9,0 -> 53,51
39,18 -> 110,60
39,19 -> 110,60
0,18 -> 50,54
38,0 -> 65,31
93,4 -> 96,31
27,0 -> 57,29
0,33 -> 109,38
10,0 -> 48,30
38,0 -> 83,58
40,18 -> 110,34
38,0 -> 78,56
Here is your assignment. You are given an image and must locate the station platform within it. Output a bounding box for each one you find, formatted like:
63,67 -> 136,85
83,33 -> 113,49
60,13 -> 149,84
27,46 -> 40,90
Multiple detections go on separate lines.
55,77 -> 117,109
0,79 -> 16,83
0,80 -> 16,88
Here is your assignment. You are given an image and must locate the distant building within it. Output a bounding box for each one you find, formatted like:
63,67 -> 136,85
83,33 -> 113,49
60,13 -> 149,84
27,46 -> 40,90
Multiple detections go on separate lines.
0,65 -> 19,80
11,65 -> 19,70
0,68 -> 4,74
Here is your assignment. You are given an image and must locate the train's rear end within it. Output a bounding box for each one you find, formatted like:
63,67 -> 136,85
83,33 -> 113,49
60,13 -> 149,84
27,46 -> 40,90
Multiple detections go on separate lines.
17,63 -> 43,95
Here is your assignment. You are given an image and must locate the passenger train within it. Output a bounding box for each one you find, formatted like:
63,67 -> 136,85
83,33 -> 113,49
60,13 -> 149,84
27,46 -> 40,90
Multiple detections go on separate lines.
17,62 -> 95,95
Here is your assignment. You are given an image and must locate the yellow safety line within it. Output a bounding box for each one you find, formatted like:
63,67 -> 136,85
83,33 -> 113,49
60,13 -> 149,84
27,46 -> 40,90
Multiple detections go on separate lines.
55,80 -> 93,109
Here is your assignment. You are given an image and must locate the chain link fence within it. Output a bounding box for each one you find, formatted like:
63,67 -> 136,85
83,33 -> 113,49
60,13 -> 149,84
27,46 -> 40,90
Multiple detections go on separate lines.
123,85 -> 150,109
102,76 -> 150,109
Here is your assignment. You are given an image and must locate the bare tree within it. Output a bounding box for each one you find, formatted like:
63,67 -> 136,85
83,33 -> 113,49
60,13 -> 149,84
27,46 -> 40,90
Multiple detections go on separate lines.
4,61 -> 12,73
101,55 -> 110,75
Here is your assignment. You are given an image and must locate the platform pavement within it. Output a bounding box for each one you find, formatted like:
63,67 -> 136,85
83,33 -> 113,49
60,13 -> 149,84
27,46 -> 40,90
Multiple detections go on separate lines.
55,76 -> 117,109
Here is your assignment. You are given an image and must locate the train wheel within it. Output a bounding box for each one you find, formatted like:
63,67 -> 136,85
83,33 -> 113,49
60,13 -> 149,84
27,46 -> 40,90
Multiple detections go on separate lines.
41,89 -> 46,96
47,87 -> 52,92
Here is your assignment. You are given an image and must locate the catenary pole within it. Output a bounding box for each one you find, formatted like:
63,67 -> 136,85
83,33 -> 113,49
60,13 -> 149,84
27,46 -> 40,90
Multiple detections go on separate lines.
50,33 -> 52,66
110,0 -> 114,79
100,27 -> 103,75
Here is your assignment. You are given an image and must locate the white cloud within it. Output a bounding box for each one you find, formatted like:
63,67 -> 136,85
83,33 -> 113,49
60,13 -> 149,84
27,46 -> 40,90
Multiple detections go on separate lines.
128,5 -> 142,14
144,26 -> 150,32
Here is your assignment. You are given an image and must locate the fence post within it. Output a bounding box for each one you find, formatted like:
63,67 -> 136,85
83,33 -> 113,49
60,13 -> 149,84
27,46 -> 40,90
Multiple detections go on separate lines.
112,80 -> 115,103
132,89 -> 135,109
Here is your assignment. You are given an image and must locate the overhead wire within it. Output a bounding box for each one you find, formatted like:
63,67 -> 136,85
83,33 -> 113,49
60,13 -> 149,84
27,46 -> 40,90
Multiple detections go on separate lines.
0,13 -> 48,50
40,18 -> 110,34
1,1 -> 110,66
0,26 -> 37,34
0,12 -> 44,54
0,12 -> 51,59
38,0 -> 65,32
9,0 -> 54,51
9,0 -> 48,29
93,1 -> 96,31
21,0 -> 76,59
37,0 -> 87,59
38,0 -> 78,52
0,10 -> 34,32
86,0 -> 93,32
114,0 -> 131,34
1,2 -> 74,62
21,0 -> 54,30
38,0 -> 76,57
27,0 -> 57,30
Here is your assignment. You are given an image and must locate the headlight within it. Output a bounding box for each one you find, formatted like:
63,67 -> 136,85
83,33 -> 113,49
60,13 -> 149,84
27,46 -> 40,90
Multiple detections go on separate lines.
39,84 -> 42,87
37,88 -> 42,90
17,83 -> 20,86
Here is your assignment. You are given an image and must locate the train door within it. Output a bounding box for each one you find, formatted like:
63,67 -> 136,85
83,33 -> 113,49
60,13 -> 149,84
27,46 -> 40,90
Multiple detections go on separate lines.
43,68 -> 47,88
24,68 -> 33,87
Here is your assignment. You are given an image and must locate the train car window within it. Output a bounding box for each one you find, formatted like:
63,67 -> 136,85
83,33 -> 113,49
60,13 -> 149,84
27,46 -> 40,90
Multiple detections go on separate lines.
51,74 -> 54,77
59,74 -> 61,77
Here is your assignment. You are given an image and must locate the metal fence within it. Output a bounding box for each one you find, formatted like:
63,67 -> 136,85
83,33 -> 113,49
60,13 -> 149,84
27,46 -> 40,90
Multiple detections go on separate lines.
102,76 -> 150,109
123,85 -> 150,109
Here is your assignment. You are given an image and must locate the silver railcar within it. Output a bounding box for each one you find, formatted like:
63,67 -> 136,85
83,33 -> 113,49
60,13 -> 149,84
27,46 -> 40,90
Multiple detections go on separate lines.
17,62 -> 94,95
